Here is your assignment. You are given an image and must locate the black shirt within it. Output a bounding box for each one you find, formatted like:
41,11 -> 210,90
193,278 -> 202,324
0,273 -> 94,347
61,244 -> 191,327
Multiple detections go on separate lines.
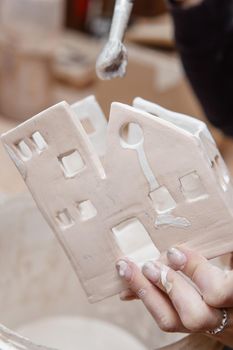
168,0 -> 233,136
168,2 -> 233,346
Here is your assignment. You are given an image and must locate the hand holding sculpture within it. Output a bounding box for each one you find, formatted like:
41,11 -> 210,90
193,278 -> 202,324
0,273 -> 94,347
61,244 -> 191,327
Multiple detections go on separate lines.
116,248 -> 233,347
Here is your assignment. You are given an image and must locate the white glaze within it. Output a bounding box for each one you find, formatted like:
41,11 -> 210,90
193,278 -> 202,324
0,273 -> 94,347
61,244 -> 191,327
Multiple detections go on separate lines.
112,218 -> 160,264
155,214 -> 191,229
120,132 -> 159,191
160,265 -> 173,294
96,0 -> 134,80
133,97 -> 215,142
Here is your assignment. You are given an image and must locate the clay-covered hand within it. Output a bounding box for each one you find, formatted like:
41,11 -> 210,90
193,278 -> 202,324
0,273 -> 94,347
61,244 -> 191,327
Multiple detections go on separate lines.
116,248 -> 233,347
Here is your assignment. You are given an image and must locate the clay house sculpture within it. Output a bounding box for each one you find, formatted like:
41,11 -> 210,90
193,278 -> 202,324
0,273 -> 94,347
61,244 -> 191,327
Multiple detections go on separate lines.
1,96 -> 233,302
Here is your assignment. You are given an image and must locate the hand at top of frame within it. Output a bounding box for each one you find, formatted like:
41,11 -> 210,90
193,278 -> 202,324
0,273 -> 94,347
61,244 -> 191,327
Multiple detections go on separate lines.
116,247 -> 233,347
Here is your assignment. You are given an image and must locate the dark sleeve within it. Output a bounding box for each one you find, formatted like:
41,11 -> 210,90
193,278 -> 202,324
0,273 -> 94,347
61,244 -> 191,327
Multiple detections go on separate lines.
167,0 -> 233,137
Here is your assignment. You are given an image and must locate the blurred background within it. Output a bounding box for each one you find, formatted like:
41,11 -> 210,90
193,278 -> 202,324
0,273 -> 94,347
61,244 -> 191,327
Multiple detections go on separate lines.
0,3 -> 231,350
0,0 -> 207,194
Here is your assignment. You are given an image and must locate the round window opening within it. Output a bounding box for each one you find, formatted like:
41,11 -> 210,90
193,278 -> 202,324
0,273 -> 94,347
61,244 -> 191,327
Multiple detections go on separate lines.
120,122 -> 144,147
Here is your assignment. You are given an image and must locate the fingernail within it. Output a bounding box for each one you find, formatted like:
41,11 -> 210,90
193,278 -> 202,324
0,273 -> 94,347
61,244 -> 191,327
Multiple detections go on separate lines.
167,247 -> 187,269
142,261 -> 160,283
116,260 -> 132,281
159,263 -> 173,294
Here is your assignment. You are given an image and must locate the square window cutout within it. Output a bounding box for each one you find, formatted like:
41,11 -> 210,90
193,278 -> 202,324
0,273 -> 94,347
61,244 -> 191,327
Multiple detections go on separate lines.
15,140 -> 32,160
77,200 -> 97,221
180,171 -> 208,201
31,131 -> 47,152
56,209 -> 74,229
58,150 -> 85,178
112,218 -> 160,264
149,186 -> 176,214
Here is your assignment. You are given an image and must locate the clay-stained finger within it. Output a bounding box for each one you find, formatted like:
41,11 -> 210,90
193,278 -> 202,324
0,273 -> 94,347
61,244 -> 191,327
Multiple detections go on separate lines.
167,247 -> 233,308
116,259 -> 186,332
119,288 -> 139,301
142,261 -> 222,333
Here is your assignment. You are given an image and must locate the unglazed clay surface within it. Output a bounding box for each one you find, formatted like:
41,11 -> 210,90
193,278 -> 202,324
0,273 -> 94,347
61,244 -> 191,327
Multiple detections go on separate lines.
2,95 -> 233,302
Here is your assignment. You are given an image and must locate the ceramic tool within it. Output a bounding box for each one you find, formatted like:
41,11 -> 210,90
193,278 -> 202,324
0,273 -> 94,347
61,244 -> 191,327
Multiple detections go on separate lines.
96,0 -> 135,80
